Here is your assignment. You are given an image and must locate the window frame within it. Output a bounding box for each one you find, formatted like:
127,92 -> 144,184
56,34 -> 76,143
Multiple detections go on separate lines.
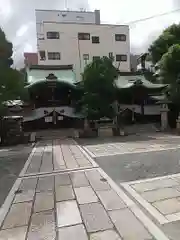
109,52 -> 113,59
116,54 -> 127,62
92,36 -> 100,44
47,31 -> 60,39
93,56 -> 100,61
48,52 -> 61,60
115,34 -> 126,41
83,54 -> 89,61
39,51 -> 46,61
78,32 -> 90,40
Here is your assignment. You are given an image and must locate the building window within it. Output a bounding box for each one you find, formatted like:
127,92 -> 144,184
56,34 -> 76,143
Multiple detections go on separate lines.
78,33 -> 90,40
92,36 -> 100,44
47,32 -> 60,39
48,52 -> 61,60
115,34 -> 126,41
83,54 -> 89,60
93,56 -> 100,61
39,51 -> 46,61
116,54 -> 127,62
109,52 -> 113,59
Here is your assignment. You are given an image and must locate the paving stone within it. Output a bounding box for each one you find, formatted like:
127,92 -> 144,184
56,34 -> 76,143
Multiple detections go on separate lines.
75,186 -> 98,204
90,229 -> 122,240
58,224 -> 88,240
162,221 -> 180,240
34,191 -> 54,212
57,200 -> 82,227
132,179 -> 178,193
26,153 -> 42,174
96,189 -> 126,211
27,210 -> 55,240
75,157 -> 92,167
26,159 -> 42,174
2,202 -> 32,229
70,172 -> 89,187
0,226 -> 27,240
153,198 -> 180,215
109,209 -> 152,240
62,146 -> 79,168
80,202 -> 113,233
36,176 -> 54,192
55,173 -> 71,186
14,190 -> 35,203
141,187 -> 180,203
56,185 -> 75,202
86,170 -> 111,191
19,178 -> 38,191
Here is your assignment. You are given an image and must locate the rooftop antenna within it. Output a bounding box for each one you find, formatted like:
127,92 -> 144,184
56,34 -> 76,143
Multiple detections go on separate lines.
65,0 -> 68,10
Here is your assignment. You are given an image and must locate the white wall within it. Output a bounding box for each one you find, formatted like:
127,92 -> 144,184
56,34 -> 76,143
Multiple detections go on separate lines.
37,22 -> 130,80
36,9 -> 100,39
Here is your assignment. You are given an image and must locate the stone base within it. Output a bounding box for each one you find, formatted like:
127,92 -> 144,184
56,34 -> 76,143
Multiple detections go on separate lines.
79,129 -> 98,138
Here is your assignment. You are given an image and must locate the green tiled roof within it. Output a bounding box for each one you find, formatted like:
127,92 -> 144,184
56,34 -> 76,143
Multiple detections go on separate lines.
115,74 -> 167,89
27,68 -> 77,86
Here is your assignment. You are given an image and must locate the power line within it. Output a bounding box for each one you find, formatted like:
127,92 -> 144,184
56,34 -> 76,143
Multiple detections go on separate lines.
124,7 -> 180,25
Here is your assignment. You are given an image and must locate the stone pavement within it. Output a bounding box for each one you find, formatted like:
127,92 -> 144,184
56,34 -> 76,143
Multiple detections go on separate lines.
82,134 -> 180,157
122,173 -> 180,240
0,138 -> 176,240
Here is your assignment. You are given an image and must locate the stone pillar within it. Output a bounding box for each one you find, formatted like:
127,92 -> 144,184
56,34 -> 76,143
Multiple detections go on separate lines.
160,104 -> 168,131
176,115 -> 180,134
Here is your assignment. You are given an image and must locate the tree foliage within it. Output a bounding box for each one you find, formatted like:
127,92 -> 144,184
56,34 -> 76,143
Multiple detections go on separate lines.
0,28 -> 26,113
149,24 -> 180,64
76,57 -> 118,120
160,44 -> 180,104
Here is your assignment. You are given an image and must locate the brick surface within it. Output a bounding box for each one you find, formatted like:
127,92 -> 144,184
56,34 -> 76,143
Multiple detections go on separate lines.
75,186 -> 98,204
34,191 -> 54,212
27,210 -> 56,240
80,202 -> 113,233
109,209 -> 152,240
96,189 -> 126,211
56,185 -> 75,202
57,200 -> 82,227
70,172 -> 89,188
58,224 -> 88,240
0,226 -> 27,240
2,202 -> 32,229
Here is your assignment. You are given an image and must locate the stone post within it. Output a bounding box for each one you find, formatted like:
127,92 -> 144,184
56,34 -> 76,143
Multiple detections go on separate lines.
176,115 -> 180,134
160,104 -> 168,131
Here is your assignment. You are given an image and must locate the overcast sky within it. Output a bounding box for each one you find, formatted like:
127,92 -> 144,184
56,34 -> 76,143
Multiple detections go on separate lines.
0,0 -> 179,67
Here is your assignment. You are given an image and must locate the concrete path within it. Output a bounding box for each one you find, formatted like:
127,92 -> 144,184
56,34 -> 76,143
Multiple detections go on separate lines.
0,138 -> 175,239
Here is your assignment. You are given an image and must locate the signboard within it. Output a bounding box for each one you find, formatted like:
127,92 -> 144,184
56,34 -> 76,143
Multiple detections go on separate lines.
45,116 -> 52,123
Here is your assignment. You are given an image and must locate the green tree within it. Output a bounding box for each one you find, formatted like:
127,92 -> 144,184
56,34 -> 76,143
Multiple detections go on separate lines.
149,24 -> 180,64
76,57 -> 118,121
159,44 -> 180,104
0,28 -> 26,113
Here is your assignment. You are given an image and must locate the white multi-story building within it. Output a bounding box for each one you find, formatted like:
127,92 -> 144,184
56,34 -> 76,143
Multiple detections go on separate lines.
36,10 -> 130,79
36,9 -> 100,40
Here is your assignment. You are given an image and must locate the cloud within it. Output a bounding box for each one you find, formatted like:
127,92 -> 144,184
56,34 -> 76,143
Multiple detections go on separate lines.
1,0 -> 89,68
